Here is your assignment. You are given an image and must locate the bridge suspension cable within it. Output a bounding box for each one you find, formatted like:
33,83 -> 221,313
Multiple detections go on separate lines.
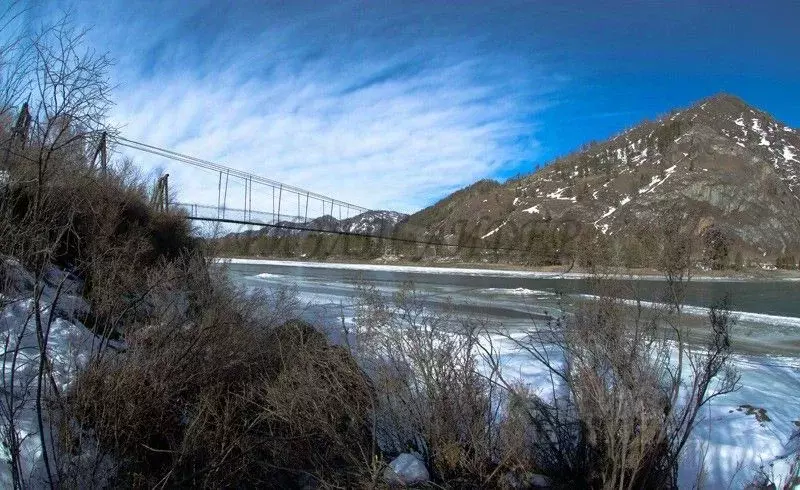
111,135 -> 369,214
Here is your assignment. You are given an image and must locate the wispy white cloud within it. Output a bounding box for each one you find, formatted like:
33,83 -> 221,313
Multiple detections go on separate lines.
35,1 -> 561,213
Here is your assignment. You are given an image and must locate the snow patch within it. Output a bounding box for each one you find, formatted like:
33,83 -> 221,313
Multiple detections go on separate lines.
255,272 -> 283,279
593,205 -> 618,234
482,287 -> 553,297
783,146 -> 798,163
481,220 -> 508,239
752,118 -> 771,146
598,206 -> 616,220
631,147 -> 649,163
638,165 -> 677,194
546,187 -> 576,202
1,263 -> 112,487
522,204 -> 540,214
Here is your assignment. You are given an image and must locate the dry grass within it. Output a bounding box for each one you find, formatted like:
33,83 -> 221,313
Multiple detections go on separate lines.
67,263 -> 377,488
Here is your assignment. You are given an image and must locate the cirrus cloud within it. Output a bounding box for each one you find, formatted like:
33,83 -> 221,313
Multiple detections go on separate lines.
29,1 -> 562,213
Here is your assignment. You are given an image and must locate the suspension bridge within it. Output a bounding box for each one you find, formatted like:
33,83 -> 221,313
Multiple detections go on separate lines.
1,101 -> 369,231
1,102 -> 535,253
2,101 -> 539,253
112,136 -> 371,230
108,135 -> 546,253
106,135 -> 552,253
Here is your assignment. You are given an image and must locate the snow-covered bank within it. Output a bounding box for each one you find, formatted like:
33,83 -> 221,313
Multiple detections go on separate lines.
221,257 -> 590,279
679,355 -> 800,488
218,257 -> 796,282
1,261 -> 110,488
570,293 -> 800,486
484,332 -> 800,489
241,264 -> 800,488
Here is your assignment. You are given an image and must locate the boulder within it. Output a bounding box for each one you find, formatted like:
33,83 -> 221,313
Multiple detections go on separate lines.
499,471 -> 553,489
384,452 -> 430,486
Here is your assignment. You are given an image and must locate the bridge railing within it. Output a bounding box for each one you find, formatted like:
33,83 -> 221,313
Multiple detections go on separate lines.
175,202 -> 307,225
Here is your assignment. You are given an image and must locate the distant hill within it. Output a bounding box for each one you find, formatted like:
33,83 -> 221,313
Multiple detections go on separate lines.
400,93 -> 800,263
235,210 -> 408,238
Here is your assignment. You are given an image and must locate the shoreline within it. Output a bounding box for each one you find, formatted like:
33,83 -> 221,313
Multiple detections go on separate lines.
222,257 -> 800,356
216,256 -> 800,282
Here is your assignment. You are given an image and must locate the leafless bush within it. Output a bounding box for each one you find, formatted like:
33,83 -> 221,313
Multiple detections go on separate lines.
482,282 -> 740,489
3,7 -> 376,489
0,10 -> 200,487
348,269 -> 739,488
351,281 -> 520,486
67,260 -> 377,488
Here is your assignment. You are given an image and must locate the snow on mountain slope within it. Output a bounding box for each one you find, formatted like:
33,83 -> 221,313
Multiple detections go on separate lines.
342,210 -> 407,234
402,94 -> 800,257
242,210 -> 408,238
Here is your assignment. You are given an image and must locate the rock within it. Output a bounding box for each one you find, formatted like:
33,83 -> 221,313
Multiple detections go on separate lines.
529,474 -> 553,488
384,452 -> 430,486
499,471 -> 552,489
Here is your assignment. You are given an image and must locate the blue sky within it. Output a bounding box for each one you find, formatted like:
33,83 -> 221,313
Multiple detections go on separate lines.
22,0 -> 800,213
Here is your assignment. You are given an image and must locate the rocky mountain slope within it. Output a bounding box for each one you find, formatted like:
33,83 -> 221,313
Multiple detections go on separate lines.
401,94 -> 800,259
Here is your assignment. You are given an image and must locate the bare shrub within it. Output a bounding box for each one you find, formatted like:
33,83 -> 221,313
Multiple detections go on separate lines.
483,285 -> 740,489
351,281 -> 516,486
2,7 -> 377,489
0,12 -> 198,486
68,262 -> 376,488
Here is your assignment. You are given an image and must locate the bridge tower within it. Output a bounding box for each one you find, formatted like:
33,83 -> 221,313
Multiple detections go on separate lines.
151,173 -> 169,211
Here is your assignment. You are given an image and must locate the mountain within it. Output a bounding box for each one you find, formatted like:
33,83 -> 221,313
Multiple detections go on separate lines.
401,94 -> 800,261
244,210 -> 408,238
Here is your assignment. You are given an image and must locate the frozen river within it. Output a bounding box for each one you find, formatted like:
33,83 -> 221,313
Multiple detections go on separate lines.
222,258 -> 800,488
223,258 -> 800,356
